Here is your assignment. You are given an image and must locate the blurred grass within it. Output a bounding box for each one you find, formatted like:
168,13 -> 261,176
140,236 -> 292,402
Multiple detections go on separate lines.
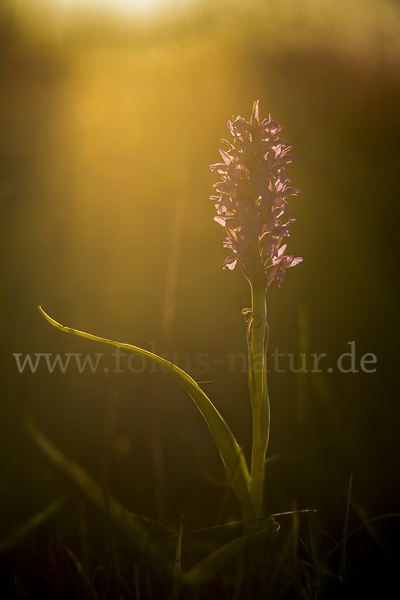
1,0 -> 400,596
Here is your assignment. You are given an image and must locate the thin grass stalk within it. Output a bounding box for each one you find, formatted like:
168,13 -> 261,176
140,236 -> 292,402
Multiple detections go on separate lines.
339,468 -> 353,582
173,515 -> 184,600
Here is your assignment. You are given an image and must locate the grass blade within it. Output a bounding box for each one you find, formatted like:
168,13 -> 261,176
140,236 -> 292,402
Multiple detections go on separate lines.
24,416 -> 174,580
182,518 -> 280,586
64,546 -> 99,600
0,495 -> 67,555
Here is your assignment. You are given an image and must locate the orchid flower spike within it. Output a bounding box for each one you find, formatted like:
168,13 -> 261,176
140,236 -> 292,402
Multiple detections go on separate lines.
210,101 -> 302,288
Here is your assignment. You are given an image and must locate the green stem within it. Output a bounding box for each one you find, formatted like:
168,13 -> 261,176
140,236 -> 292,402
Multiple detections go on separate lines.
249,284 -> 270,519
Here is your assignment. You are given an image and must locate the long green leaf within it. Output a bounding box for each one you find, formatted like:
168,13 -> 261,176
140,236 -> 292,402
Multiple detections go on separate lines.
38,307 -> 253,519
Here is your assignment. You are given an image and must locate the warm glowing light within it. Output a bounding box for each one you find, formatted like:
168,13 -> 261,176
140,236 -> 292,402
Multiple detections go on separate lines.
46,0 -> 194,18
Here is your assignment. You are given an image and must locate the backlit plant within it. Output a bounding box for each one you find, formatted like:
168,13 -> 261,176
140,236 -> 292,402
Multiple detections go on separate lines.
210,100 -> 302,518
32,101 -> 302,583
